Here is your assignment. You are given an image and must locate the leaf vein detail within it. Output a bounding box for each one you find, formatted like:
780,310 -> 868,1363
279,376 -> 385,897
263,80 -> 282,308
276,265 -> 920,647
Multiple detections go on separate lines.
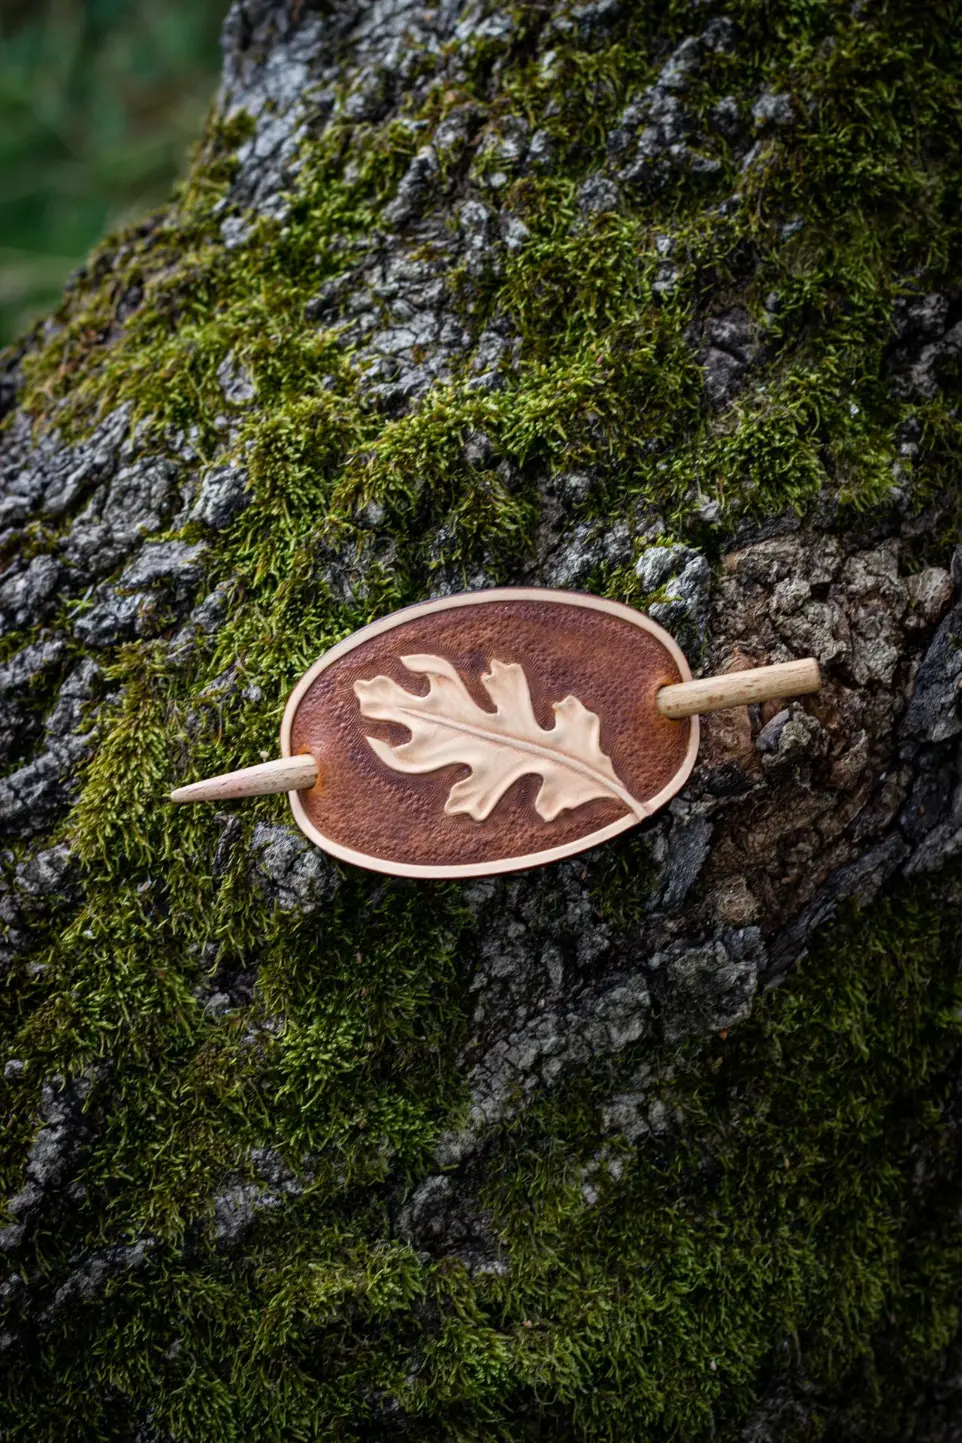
389,703 -> 645,817
354,655 -> 647,824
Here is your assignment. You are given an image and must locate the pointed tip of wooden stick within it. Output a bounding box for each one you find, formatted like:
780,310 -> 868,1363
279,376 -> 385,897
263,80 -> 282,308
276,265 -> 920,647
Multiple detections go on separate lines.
169,754 -> 319,804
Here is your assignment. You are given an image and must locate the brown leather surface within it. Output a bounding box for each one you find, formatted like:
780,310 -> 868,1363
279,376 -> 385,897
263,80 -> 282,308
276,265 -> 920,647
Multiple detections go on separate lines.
290,599 -> 690,869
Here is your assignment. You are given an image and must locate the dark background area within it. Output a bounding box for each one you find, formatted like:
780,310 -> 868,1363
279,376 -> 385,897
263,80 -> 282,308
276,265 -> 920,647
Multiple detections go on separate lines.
0,0 -> 225,346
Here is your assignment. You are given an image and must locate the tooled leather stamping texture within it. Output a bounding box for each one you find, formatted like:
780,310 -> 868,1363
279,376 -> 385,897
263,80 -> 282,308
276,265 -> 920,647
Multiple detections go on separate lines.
283,591 -> 698,878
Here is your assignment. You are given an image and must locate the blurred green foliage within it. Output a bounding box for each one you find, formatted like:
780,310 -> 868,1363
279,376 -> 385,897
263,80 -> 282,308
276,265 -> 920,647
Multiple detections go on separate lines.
0,0 -> 225,345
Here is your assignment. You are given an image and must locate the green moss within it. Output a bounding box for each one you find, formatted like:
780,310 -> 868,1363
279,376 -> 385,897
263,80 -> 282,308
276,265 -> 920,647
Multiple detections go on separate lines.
5,869 -> 962,1440
2,0 -> 962,1437
459,878 -> 962,1440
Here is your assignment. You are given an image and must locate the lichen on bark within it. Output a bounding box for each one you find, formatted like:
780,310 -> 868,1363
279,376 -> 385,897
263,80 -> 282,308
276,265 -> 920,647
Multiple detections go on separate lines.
1,0 -> 962,1438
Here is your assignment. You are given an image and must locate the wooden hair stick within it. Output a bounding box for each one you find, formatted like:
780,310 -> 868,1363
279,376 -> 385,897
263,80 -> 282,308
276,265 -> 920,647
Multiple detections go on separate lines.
168,589 -> 822,877
170,754 -> 318,805
656,657 -> 820,721
170,657 -> 820,806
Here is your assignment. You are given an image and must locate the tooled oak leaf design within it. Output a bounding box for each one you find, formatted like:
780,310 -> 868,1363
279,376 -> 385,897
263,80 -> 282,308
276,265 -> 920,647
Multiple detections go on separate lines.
353,654 -> 647,823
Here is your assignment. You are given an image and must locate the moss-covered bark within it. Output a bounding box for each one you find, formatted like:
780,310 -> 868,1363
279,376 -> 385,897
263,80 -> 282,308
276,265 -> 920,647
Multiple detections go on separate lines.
1,0 -> 962,1437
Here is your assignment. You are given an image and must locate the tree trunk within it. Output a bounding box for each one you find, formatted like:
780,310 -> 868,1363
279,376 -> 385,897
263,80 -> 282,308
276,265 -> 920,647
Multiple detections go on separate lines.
2,1 -> 962,1437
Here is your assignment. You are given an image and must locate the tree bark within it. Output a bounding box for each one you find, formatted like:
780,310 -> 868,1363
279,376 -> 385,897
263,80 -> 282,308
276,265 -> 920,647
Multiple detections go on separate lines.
1,1 -> 962,1438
